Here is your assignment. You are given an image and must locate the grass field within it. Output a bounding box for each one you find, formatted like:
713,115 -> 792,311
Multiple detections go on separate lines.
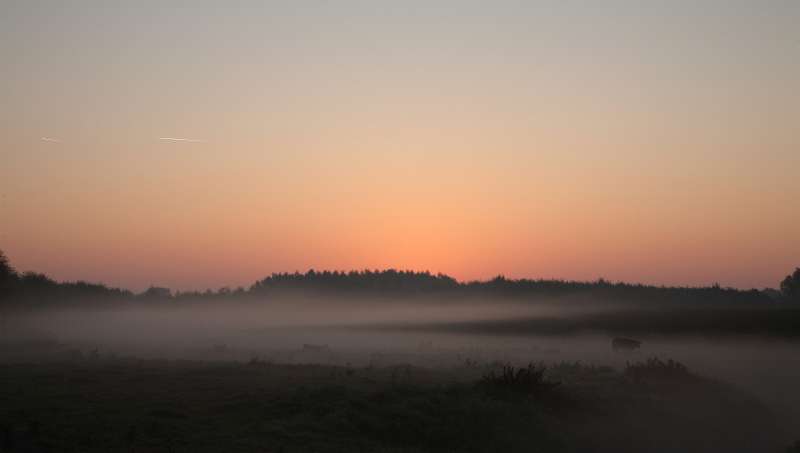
0,354 -> 792,453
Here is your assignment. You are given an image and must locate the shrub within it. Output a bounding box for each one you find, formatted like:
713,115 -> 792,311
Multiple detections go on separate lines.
624,357 -> 691,382
478,363 -> 560,400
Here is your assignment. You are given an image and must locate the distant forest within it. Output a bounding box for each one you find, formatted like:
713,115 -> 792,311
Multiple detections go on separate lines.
1,249 -> 799,308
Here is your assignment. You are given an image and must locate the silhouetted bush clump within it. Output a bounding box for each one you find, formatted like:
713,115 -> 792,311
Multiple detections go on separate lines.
479,363 -> 560,400
625,357 -> 691,382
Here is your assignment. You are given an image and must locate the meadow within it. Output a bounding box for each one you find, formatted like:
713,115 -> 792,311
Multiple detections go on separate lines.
0,344 -> 794,453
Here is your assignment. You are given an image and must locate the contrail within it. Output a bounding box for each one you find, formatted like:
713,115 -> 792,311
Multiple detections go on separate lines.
41,137 -> 61,142
158,137 -> 204,142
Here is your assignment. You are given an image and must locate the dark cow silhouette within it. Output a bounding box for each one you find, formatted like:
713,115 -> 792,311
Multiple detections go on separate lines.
612,337 -> 642,352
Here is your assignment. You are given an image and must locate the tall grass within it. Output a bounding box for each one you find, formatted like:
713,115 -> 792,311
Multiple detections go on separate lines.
478,363 -> 560,400
625,357 -> 691,382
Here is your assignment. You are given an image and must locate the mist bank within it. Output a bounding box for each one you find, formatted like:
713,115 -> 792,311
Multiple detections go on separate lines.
4,299 -> 800,362
360,306 -> 800,339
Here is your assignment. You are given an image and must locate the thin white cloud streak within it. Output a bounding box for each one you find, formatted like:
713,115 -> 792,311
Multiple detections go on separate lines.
41,137 -> 61,142
158,137 -> 205,142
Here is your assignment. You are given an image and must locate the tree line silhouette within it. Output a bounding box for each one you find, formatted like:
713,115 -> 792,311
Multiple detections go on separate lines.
1,249 -> 798,308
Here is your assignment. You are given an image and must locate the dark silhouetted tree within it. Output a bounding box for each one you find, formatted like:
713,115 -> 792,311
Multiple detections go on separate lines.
780,268 -> 800,303
139,286 -> 172,301
0,249 -> 19,300
0,250 -> 14,276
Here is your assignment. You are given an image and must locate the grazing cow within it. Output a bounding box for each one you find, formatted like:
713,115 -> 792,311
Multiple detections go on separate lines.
612,337 -> 642,352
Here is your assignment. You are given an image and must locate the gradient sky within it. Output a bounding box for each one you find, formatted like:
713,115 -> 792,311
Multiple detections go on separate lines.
1,1 -> 798,291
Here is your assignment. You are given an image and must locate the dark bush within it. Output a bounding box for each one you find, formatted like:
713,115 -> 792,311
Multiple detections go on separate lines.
625,357 -> 691,382
478,363 -> 560,400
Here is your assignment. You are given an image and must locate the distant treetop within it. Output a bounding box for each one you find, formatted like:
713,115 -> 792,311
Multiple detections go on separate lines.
781,268 -> 800,303
0,250 -> 795,308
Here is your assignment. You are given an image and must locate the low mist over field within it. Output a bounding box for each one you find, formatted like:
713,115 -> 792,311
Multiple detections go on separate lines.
3,253 -> 800,451
3,1 -> 799,451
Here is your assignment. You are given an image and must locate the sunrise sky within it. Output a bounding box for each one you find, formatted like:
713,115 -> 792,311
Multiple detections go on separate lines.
1,1 -> 798,291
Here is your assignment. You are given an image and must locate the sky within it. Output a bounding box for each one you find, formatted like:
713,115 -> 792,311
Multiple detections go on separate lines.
1,1 -> 798,291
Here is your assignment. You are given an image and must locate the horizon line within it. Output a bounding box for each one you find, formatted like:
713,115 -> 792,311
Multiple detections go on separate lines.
9,266 -> 779,293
